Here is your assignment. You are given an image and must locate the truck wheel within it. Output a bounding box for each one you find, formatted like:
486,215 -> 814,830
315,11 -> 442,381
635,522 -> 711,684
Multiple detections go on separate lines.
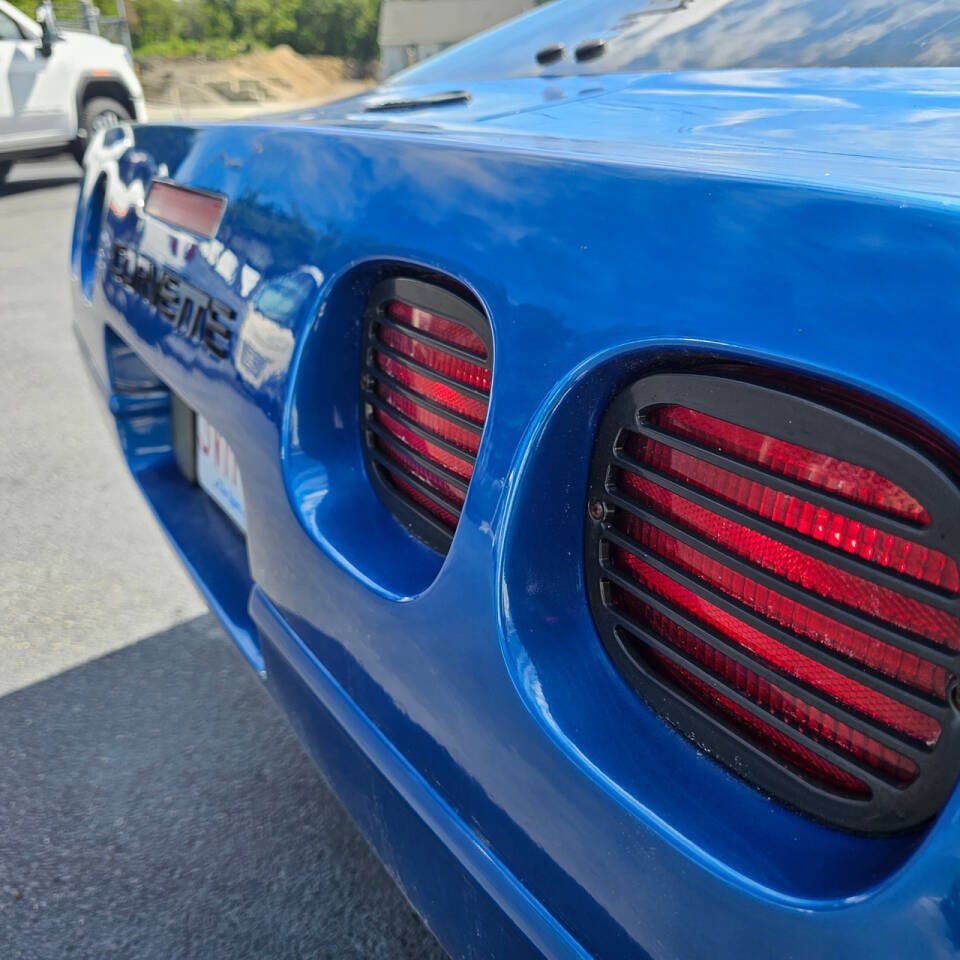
73,97 -> 131,163
0,161 -> 10,187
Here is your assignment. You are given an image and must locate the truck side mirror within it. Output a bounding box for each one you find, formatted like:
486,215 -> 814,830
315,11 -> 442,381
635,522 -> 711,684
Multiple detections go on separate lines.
36,4 -> 56,57
39,19 -> 53,56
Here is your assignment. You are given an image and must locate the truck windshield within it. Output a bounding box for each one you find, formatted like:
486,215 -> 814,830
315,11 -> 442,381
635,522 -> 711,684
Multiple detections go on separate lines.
395,0 -> 960,84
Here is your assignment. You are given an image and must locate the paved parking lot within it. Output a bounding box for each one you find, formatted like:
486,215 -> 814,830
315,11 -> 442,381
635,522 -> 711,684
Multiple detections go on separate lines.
0,160 -> 446,959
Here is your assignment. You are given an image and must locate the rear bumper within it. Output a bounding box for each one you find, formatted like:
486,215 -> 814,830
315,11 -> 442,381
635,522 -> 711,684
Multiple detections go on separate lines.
254,589 -> 588,960
72,314 -> 585,960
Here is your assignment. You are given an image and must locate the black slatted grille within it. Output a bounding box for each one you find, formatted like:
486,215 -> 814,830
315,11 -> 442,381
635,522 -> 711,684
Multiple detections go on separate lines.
585,373 -> 960,833
361,277 -> 493,554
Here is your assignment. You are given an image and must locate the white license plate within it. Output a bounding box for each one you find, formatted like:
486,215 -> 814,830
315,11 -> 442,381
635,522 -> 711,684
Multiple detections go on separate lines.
196,415 -> 247,533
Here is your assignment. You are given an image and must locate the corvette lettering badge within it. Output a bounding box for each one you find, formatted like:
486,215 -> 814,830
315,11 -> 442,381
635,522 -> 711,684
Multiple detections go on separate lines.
109,242 -> 236,359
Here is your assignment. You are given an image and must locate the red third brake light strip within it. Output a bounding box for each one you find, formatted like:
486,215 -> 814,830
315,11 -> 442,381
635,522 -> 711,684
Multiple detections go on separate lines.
145,180 -> 226,239
603,403 -> 955,796
370,299 -> 489,531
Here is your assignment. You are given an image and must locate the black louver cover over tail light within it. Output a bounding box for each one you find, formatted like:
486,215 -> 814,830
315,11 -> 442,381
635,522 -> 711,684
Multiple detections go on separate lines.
361,277 -> 492,554
586,373 -> 960,833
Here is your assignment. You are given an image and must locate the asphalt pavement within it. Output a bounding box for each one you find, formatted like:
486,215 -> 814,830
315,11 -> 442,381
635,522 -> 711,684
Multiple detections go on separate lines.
0,159 -> 447,959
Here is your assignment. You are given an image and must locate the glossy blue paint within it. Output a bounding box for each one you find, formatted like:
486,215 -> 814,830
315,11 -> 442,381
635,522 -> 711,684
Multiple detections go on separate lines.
71,54 -> 960,960
394,0 -> 960,83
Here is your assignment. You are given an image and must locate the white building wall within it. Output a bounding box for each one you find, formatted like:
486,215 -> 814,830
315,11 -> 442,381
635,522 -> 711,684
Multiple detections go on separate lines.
379,0 -> 535,75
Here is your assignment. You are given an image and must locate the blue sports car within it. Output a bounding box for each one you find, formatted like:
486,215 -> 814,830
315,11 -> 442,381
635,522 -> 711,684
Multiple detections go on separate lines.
71,2 -> 960,956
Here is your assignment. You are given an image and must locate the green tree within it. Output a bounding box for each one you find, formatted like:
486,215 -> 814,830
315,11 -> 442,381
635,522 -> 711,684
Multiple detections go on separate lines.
178,0 -> 233,42
12,0 -> 381,61
129,0 -> 183,47
292,0 -> 379,59
10,1 -> 125,24
233,0 -> 299,44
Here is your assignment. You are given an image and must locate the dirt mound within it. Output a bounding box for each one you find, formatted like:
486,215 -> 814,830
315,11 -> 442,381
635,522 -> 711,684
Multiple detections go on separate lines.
236,47 -> 350,97
139,45 -> 356,107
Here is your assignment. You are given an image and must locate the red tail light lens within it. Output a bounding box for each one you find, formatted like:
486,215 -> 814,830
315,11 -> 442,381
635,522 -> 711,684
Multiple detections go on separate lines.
649,404 -> 931,524
389,473 -> 460,530
641,633 -> 872,797
617,475 -> 955,694
378,383 -> 481,455
385,299 -> 487,355
378,326 -> 491,393
611,546 -> 938,750
362,278 -> 491,553
374,408 -> 474,482
620,470 -> 960,664
631,432 -> 959,593
587,374 -> 960,833
375,354 -> 488,423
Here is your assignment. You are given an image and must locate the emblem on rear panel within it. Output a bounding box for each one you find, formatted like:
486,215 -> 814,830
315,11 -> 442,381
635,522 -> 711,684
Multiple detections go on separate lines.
109,243 -> 236,359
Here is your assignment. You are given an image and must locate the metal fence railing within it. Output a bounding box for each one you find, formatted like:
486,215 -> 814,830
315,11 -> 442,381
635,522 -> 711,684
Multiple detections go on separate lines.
46,1 -> 132,52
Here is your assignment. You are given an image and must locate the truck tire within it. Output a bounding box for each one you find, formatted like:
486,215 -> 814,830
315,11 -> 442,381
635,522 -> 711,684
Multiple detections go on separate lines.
73,96 -> 131,164
0,161 -> 10,187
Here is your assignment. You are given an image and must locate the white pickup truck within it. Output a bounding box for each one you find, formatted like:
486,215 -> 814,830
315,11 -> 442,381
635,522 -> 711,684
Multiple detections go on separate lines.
0,0 -> 144,185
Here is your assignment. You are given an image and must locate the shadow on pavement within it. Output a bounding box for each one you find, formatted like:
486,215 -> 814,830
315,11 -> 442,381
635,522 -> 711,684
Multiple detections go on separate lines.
0,175 -> 81,198
0,614 -> 447,959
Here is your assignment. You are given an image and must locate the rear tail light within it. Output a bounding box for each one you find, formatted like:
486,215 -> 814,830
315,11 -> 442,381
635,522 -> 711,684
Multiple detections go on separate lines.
361,278 -> 492,553
586,373 -> 960,833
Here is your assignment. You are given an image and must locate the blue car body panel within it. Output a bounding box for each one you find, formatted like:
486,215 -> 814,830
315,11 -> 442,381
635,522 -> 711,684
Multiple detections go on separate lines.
71,64 -> 960,959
